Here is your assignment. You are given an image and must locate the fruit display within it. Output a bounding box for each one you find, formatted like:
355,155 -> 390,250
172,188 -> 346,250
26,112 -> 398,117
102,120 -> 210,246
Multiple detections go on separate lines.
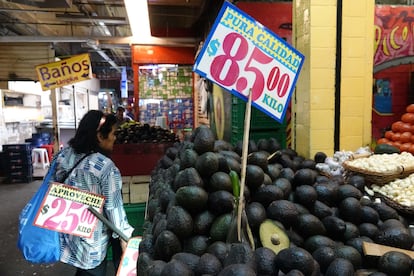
115,121 -> 179,144
136,125 -> 414,275
377,103 -> 414,154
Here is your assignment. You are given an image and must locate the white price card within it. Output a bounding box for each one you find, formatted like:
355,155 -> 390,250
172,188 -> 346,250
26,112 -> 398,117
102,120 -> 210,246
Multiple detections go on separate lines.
193,1 -> 304,123
34,182 -> 105,238
116,237 -> 141,276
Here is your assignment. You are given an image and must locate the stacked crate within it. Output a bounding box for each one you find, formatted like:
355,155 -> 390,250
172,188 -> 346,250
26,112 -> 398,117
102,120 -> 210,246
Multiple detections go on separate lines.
3,143 -> 33,183
121,175 -> 150,205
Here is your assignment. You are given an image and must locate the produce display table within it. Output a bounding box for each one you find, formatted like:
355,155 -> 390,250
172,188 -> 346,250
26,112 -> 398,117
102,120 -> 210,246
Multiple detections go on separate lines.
111,143 -> 173,176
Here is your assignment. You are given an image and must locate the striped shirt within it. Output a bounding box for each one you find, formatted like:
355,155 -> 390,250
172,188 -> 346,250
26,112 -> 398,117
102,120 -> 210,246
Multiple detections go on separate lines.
51,147 -> 134,270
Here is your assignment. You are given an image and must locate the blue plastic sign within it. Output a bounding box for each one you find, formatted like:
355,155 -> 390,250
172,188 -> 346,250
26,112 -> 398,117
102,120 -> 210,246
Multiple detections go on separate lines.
193,1 -> 304,123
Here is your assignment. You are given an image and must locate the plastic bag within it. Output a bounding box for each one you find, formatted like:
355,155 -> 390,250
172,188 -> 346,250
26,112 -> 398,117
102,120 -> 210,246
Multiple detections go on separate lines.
17,160 -> 60,264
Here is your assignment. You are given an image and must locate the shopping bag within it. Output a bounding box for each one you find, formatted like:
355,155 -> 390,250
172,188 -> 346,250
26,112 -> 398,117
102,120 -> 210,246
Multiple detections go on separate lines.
17,160 -> 61,264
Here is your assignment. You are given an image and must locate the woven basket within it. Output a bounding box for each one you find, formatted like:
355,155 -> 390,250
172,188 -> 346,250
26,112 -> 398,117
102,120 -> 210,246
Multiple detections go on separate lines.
342,162 -> 414,186
374,192 -> 414,216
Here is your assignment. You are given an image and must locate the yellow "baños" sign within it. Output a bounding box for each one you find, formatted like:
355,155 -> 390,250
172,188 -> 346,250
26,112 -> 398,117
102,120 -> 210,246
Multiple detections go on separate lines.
35,53 -> 92,91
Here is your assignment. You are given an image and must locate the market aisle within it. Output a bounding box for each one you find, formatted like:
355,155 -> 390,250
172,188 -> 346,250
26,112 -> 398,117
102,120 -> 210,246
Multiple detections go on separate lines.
0,178 -> 116,276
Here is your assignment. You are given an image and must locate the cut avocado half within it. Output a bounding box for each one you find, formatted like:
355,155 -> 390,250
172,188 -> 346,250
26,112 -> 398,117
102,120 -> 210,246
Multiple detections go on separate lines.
259,219 -> 290,254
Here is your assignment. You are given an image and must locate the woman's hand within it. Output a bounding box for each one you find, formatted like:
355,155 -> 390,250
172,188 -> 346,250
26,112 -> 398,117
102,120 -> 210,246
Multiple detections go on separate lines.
120,239 -> 128,252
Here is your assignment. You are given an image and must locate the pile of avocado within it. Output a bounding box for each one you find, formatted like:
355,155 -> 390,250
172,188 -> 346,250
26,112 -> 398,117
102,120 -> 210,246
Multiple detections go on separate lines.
115,121 -> 179,144
137,125 -> 414,276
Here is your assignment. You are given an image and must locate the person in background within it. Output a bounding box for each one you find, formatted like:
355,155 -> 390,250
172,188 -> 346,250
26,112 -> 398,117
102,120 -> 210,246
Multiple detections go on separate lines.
51,110 -> 134,275
126,107 -> 135,121
116,106 -> 132,125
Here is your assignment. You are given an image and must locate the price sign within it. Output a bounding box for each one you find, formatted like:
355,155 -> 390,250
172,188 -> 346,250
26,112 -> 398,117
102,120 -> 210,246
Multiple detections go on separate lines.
193,1 -> 304,123
116,237 -> 141,276
34,182 -> 105,238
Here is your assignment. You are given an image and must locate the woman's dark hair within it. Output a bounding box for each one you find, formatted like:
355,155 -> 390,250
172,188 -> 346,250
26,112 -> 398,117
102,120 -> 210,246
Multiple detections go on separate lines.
68,110 -> 117,154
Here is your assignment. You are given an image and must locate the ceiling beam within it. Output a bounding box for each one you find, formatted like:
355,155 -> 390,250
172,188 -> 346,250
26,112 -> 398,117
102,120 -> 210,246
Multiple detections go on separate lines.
0,36 -> 198,46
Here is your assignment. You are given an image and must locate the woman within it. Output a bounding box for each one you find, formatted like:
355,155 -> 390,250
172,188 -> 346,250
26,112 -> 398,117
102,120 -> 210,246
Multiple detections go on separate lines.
52,110 -> 134,275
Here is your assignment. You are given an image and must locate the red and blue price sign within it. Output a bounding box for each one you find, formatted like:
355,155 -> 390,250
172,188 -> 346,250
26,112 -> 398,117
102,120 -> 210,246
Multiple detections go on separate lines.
194,1 -> 304,123
34,183 -> 105,238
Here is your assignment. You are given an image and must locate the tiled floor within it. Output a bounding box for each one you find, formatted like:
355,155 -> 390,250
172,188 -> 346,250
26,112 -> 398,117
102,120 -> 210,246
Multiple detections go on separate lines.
0,176 -> 117,275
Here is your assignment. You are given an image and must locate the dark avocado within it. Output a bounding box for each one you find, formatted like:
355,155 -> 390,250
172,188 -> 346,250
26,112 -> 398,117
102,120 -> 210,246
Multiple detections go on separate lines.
378,251 -> 412,276
275,247 -> 315,276
267,200 -> 299,228
252,184 -> 284,208
312,246 -> 336,273
295,213 -> 327,238
196,253 -> 223,276
324,258 -> 355,276
254,247 -> 278,275
160,259 -> 193,276
294,185 -> 318,207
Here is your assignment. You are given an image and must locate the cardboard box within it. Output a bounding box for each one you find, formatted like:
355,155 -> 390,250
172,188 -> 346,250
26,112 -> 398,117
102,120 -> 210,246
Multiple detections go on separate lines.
129,182 -> 149,204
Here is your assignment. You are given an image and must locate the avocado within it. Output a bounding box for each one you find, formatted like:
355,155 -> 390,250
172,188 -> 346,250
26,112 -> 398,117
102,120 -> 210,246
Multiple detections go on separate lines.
375,226 -> 414,249
209,171 -> 233,193
295,213 -> 327,238
139,233 -> 154,255
292,168 -> 317,187
179,148 -> 198,170
374,143 -> 400,154
191,125 -> 215,154
372,202 -> 399,221
358,223 -> 379,240
275,247 -> 316,276
314,182 -> 339,207
280,167 -> 295,182
209,213 -> 233,242
175,185 -> 208,214
304,235 -> 336,253
173,167 -> 203,191
223,242 -> 256,269
286,229 -> 305,247
347,174 -> 365,191
207,241 -> 230,265
342,222 -> 360,242
154,230 -> 182,261
145,260 -> 167,276
259,219 -> 290,254
193,210 -> 216,235
247,151 -> 269,171
195,151 -> 219,178
339,197 -> 362,224
137,252 -> 154,276
272,177 -> 292,198
207,190 -> 234,215
322,215 -> 347,237
324,258 -> 355,276
182,235 -> 210,256
254,247 -> 278,275
285,270 -> 305,276
217,263 -> 256,276
166,206 -> 193,239
311,200 -> 334,219
294,185 -> 318,207
171,252 -> 200,271
245,202 -> 267,230
334,245 -> 362,269
312,246 -> 337,273
245,164 -> 265,191
160,259 -> 194,276
196,253 -> 223,275
266,200 -> 299,228
314,151 -> 328,163
378,251 -> 412,276
360,205 -> 380,224
252,184 -> 284,208
337,184 -> 363,200
267,163 -> 282,180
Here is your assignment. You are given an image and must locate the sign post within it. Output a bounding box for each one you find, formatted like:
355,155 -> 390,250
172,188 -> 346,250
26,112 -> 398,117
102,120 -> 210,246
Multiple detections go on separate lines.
193,1 -> 304,123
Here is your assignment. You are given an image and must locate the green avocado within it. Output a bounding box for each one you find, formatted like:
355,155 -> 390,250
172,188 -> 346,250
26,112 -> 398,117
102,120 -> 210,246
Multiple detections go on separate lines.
374,144 -> 400,154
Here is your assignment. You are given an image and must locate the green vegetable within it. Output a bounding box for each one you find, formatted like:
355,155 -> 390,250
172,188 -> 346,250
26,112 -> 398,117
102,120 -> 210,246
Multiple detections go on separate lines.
229,170 -> 240,197
374,144 -> 400,154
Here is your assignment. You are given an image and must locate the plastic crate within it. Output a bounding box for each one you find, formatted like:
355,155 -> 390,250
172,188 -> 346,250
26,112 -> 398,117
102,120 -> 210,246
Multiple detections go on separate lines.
106,203 -> 146,261
231,96 -> 285,131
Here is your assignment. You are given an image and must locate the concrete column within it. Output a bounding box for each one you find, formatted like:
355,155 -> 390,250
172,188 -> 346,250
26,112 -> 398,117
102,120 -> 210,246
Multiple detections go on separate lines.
293,0 -> 374,157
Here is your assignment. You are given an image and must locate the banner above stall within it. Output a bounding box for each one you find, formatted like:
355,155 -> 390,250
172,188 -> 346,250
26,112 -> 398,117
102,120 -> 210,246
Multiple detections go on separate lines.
35,53 -> 92,91
193,1 -> 304,123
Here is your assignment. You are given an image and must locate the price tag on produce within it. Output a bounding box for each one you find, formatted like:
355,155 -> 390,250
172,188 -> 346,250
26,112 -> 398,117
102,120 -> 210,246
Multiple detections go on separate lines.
116,237 -> 141,276
34,183 -> 105,238
193,1 -> 304,123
